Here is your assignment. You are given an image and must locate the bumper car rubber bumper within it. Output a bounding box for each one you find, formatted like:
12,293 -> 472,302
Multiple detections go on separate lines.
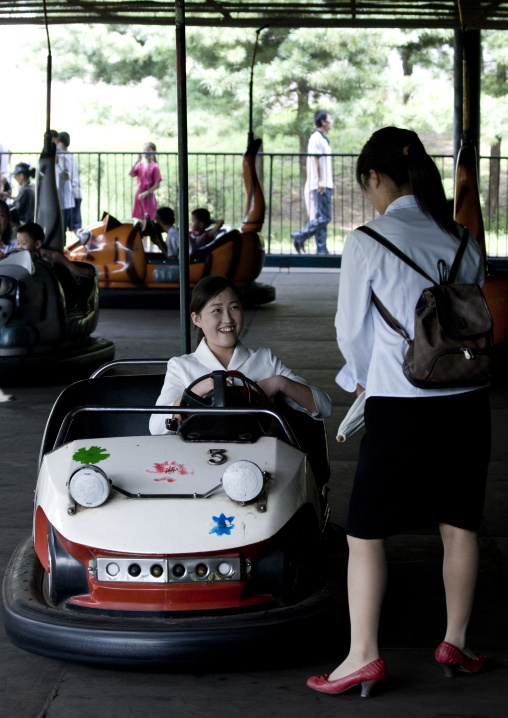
0,337 -> 115,384
3,532 -> 346,667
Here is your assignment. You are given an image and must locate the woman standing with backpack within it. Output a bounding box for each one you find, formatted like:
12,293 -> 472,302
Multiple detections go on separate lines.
307,127 -> 490,697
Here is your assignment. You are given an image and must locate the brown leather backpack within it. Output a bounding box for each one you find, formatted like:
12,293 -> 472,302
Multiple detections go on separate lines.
357,225 -> 493,389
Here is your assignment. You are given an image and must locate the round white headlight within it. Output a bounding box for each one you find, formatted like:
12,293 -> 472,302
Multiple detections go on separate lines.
222,460 -> 264,503
68,464 -> 111,507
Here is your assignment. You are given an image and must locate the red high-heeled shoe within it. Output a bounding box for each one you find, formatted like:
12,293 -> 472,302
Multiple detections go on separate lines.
435,641 -> 487,677
307,657 -> 387,698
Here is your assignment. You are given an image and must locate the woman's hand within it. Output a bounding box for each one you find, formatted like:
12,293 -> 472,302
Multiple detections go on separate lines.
128,156 -> 141,176
257,376 -> 318,414
256,376 -> 282,400
187,377 -> 214,398
171,378 -> 215,424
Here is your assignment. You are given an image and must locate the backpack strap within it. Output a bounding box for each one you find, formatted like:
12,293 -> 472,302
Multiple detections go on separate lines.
355,225 -> 471,345
371,292 -> 412,344
448,228 -> 470,283
355,224 -> 419,344
357,225 -> 437,285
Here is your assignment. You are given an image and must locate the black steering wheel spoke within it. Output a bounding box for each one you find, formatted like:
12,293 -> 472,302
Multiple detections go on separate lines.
179,370 -> 270,442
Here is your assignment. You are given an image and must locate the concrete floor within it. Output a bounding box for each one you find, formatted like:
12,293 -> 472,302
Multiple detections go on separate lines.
0,268 -> 507,717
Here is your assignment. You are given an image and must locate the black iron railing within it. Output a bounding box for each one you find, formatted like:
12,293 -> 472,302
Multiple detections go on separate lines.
2,150 -> 507,257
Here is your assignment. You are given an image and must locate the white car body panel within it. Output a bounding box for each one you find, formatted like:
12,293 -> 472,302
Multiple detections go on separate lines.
36,435 -> 322,554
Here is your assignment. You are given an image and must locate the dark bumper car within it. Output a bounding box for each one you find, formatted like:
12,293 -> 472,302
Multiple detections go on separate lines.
0,250 -> 114,383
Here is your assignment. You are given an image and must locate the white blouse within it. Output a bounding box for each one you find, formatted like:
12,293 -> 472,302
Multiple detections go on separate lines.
149,340 -> 332,435
335,195 -> 485,399
1,237 -> 17,253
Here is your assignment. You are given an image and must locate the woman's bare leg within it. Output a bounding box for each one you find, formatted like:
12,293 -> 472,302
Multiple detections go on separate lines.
328,536 -> 387,680
440,522 -> 479,657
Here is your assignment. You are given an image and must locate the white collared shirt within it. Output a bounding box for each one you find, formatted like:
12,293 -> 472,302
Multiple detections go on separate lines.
335,195 -> 485,398
149,340 -> 332,435
307,130 -> 333,191
55,149 -> 75,210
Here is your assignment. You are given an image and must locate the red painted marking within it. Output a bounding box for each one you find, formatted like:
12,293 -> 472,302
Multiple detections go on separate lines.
146,460 -> 194,483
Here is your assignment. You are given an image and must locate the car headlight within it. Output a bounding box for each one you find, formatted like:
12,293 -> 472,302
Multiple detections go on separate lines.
68,464 -> 111,507
222,460 -> 264,503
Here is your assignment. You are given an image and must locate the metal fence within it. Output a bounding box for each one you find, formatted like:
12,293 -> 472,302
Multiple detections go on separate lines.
2,150 -> 508,257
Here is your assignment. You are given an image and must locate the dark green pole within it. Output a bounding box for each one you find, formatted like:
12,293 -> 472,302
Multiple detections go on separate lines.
454,28 -> 481,167
175,0 -> 191,354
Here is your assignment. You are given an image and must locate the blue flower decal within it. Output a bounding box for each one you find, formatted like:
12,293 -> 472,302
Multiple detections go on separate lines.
210,513 -> 235,536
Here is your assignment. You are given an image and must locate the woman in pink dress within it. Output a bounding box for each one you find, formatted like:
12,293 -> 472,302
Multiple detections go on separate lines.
129,142 -> 162,225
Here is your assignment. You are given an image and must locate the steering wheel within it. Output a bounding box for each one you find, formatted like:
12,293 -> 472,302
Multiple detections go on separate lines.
178,370 -> 271,442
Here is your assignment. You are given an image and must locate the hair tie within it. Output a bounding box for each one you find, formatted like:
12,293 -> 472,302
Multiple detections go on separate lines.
403,144 -> 411,156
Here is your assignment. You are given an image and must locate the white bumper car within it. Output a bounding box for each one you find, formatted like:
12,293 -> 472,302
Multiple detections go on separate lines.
2,364 -> 345,666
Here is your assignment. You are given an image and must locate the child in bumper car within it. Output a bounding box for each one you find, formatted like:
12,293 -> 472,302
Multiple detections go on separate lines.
14,222 -> 95,308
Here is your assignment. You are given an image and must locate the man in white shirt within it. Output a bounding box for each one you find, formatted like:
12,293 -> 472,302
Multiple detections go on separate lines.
292,110 -> 334,255
57,132 -> 82,233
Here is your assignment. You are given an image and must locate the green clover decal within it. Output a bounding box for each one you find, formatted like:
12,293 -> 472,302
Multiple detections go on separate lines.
73,446 -> 111,464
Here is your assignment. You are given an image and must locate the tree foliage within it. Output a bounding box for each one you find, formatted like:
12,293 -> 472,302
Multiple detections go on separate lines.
48,25 -> 393,150
481,31 -> 508,148
42,26 -> 508,153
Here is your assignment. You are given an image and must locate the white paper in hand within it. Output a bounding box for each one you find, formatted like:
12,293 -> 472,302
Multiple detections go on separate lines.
336,392 -> 366,443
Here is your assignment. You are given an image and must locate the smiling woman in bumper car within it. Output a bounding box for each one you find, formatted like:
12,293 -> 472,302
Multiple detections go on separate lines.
149,275 -> 332,436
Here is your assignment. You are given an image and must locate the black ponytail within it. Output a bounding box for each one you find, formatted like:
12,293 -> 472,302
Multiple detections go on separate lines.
356,127 -> 458,237
13,162 -> 36,181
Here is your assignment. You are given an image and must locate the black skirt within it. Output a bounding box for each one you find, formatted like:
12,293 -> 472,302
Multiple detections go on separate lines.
346,389 -> 491,539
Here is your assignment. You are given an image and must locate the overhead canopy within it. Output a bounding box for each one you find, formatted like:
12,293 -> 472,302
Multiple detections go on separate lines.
1,1 -> 508,29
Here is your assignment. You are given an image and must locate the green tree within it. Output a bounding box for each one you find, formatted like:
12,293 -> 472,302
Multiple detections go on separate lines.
481,31 -> 508,217
47,25 -> 391,150
48,25 -> 287,141
396,29 -> 453,103
372,29 -> 456,142
249,28 -> 390,152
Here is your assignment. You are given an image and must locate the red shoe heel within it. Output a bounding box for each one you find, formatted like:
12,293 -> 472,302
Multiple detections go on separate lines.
360,679 -> 379,698
437,661 -> 456,678
435,642 -> 486,677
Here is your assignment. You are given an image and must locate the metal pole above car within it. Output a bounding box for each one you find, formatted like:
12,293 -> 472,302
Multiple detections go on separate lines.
175,0 -> 191,355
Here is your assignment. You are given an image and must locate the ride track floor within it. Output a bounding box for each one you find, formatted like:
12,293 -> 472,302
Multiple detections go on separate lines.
0,268 -> 507,717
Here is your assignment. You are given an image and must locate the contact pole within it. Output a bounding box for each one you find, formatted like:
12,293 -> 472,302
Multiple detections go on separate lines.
175,0 -> 191,354
43,0 -> 52,132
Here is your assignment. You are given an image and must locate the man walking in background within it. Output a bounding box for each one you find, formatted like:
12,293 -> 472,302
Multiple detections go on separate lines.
291,110 -> 333,255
